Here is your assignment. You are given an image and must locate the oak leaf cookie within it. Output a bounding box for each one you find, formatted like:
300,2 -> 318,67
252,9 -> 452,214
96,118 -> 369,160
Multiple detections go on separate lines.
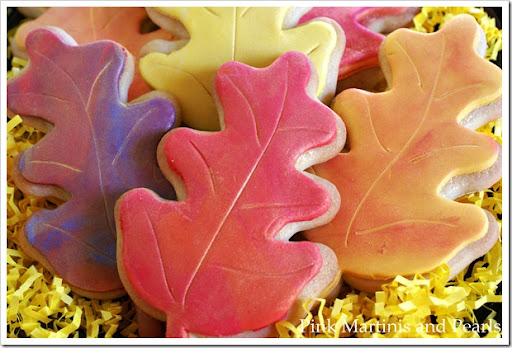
116,52 -> 346,337
299,7 -> 419,79
7,27 -> 179,299
139,7 -> 345,131
304,15 -> 502,292
12,7 -> 175,100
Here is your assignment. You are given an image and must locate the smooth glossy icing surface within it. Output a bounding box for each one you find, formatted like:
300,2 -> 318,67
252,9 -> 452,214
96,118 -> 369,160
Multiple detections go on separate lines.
118,52 -> 339,337
8,28 -> 177,295
140,7 -> 340,131
305,16 -> 502,279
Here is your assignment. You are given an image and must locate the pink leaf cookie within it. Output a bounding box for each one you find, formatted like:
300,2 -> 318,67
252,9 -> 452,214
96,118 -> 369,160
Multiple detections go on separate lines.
299,7 -> 418,79
116,52 -> 346,337
7,27 -> 178,299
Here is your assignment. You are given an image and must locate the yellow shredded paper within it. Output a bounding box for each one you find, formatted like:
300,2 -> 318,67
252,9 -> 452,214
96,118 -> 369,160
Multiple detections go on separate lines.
413,7 -> 502,60
6,7 -> 503,339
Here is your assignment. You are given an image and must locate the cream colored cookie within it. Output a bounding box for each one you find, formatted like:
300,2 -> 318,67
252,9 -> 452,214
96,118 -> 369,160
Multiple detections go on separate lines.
140,7 -> 345,130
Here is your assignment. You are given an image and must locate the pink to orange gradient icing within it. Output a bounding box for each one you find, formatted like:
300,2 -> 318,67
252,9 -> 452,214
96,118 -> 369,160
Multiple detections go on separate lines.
305,15 -> 501,282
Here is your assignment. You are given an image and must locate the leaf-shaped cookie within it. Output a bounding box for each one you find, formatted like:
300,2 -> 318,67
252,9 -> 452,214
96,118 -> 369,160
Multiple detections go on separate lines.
7,28 -> 178,299
13,7 -> 176,100
139,7 -> 344,131
304,15 -> 502,292
116,52 -> 346,337
299,7 -> 419,79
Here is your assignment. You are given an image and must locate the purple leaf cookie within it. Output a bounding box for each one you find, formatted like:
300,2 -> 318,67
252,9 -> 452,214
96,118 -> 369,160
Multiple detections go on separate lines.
7,27 -> 178,299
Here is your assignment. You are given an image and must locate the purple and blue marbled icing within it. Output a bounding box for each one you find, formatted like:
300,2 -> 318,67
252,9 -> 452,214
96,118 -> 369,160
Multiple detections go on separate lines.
8,27 -> 177,296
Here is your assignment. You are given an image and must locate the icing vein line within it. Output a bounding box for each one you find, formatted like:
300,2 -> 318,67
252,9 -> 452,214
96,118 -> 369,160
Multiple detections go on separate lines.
410,145 -> 480,163
210,262 -> 316,278
239,7 -> 250,18
155,63 -> 213,100
111,108 -> 157,166
182,66 -> 290,304
434,83 -> 486,101
29,160 -> 83,173
355,219 -> 457,235
43,223 -> 114,260
32,49 -> 86,107
277,126 -> 332,135
240,202 -> 322,211
86,60 -> 113,112
190,140 -> 216,194
143,209 -> 177,304
100,10 -> 123,31
364,94 -> 390,153
227,78 -> 261,147
305,43 -> 321,57
8,92 -> 76,106
344,36 -> 446,247
203,7 -> 220,17
395,40 -> 424,93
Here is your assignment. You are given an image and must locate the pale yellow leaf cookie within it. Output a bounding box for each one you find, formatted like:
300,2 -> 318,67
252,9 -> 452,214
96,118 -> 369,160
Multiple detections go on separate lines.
140,7 -> 344,130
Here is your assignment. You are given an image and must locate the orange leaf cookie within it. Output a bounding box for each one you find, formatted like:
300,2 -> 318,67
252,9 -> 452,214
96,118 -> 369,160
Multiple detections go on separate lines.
304,15 -> 502,292
13,7 -> 175,100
